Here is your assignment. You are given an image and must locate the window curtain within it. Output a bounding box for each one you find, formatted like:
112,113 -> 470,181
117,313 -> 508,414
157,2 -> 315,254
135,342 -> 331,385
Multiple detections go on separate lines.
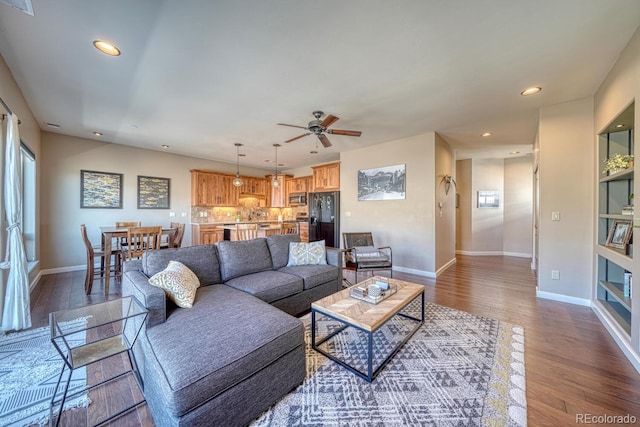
1,113 -> 31,332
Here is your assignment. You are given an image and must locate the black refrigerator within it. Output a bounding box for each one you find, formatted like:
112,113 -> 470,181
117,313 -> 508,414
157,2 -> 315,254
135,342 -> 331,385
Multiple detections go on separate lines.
309,191 -> 340,248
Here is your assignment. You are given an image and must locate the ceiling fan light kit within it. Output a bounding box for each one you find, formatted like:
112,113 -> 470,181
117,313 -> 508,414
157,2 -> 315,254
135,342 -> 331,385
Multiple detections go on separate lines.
278,110 -> 362,148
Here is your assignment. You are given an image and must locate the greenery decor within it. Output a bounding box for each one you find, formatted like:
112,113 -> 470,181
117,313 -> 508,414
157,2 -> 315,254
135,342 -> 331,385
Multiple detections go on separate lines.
603,153 -> 634,174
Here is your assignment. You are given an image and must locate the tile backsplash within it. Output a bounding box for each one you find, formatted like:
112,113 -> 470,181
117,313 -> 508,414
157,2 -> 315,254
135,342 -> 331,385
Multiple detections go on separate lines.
191,206 -> 308,223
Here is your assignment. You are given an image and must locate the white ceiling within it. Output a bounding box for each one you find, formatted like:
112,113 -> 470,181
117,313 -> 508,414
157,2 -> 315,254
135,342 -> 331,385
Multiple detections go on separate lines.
0,0 -> 639,170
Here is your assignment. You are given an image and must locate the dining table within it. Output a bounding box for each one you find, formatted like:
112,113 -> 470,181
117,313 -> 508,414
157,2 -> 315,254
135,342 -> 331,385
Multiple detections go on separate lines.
100,226 -> 176,294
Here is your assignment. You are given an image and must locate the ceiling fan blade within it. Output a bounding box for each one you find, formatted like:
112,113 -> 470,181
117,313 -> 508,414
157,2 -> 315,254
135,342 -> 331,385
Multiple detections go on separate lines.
327,129 -> 362,137
320,114 -> 339,128
284,133 -> 311,143
278,123 -> 309,130
318,134 -> 332,148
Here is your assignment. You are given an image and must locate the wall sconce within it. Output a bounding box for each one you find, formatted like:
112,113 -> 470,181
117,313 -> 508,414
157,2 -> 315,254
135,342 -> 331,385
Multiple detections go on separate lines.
442,174 -> 457,195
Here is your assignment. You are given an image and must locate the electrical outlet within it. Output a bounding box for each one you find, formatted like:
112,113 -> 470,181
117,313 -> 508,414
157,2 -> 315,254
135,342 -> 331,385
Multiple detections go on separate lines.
169,211 -> 175,217
181,212 -> 188,217
551,270 -> 560,280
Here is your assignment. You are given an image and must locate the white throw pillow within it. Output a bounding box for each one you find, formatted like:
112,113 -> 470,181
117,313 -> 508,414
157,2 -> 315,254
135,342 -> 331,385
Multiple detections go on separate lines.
287,241 -> 328,266
149,260 -> 200,308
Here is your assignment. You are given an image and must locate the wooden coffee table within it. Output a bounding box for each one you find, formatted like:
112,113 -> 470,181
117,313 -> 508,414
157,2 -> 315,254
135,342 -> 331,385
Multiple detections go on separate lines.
311,276 -> 424,382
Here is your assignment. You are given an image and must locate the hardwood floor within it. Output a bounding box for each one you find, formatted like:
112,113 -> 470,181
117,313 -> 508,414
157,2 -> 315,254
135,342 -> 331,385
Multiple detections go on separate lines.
29,255 -> 640,425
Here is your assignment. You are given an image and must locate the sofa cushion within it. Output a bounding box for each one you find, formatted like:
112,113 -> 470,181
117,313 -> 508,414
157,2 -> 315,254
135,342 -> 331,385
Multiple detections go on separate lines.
224,270 -> 303,303
148,261 -> 200,308
266,234 -> 301,270
286,240 -> 327,266
278,264 -> 340,290
144,285 -> 304,418
142,245 -> 222,286
217,238 -> 273,281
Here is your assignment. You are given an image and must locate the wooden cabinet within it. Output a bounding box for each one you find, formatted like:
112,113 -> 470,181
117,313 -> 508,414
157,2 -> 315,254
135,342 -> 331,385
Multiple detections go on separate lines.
238,177 -> 267,197
286,175 -> 311,193
191,224 -> 224,245
191,170 -> 236,207
266,174 -> 291,207
311,162 -> 340,191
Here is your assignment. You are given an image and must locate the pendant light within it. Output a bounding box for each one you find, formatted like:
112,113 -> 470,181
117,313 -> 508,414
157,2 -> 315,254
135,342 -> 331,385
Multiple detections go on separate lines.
271,143 -> 281,187
232,143 -> 244,187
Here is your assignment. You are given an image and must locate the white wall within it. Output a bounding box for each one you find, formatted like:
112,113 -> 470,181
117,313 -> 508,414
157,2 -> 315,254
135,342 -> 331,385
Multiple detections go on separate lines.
434,133 -> 456,272
41,132 -> 274,271
455,156 -> 533,257
504,156 -> 533,256
340,132 -> 439,276
538,97 -> 594,300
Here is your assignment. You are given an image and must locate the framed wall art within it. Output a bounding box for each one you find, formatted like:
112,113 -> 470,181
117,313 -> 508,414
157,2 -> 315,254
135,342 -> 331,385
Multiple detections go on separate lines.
80,170 -> 123,209
605,219 -> 633,250
137,175 -> 170,209
357,164 -> 406,201
477,191 -> 500,208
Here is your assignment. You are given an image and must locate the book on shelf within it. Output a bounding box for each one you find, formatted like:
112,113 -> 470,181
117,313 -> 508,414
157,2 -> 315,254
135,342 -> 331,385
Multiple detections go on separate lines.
624,272 -> 632,298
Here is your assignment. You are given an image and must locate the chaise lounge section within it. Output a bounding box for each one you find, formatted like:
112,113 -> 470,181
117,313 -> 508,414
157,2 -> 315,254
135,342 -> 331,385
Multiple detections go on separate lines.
122,234 -> 342,426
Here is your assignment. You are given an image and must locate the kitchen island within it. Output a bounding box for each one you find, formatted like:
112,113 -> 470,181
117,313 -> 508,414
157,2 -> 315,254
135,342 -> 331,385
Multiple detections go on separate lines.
192,221 -> 306,244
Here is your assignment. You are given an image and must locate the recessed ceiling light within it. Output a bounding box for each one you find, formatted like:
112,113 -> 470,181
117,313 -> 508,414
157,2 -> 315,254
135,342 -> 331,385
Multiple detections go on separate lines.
310,151 -> 318,154
616,124 -> 625,128
509,151 -> 520,155
520,87 -> 542,96
93,40 -> 121,56
481,132 -> 492,137
93,131 -> 102,136
45,122 -> 60,129
161,144 -> 170,149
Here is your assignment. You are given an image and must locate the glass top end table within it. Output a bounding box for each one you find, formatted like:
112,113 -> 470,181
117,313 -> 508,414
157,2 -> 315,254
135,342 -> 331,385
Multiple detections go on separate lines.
49,296 -> 148,426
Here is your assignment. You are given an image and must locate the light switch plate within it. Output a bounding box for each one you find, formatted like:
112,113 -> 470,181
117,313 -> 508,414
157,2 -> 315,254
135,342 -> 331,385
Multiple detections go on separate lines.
552,211 -> 560,221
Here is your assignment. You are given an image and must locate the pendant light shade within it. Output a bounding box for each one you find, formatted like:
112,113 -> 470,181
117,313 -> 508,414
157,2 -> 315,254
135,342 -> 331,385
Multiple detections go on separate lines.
272,144 -> 281,187
233,143 -> 244,187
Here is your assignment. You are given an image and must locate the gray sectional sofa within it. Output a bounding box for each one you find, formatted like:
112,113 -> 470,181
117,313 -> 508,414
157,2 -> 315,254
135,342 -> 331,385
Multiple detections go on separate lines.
122,234 -> 343,427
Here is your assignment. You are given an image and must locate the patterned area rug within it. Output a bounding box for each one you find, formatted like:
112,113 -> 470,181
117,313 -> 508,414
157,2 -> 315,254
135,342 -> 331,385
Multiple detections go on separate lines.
253,302 -> 527,426
0,319 -> 89,427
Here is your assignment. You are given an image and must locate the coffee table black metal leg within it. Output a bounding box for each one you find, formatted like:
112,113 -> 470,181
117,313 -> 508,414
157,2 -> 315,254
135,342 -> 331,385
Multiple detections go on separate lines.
367,330 -> 373,382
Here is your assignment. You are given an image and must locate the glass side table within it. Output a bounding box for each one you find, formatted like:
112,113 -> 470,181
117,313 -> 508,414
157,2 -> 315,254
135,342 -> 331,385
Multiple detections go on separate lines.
49,296 -> 148,426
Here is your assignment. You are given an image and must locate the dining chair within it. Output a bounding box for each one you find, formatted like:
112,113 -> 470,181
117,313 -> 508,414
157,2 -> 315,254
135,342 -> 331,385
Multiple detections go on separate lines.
123,226 -> 162,261
235,223 -> 258,241
280,222 -> 298,235
80,224 -> 119,294
161,222 -> 186,249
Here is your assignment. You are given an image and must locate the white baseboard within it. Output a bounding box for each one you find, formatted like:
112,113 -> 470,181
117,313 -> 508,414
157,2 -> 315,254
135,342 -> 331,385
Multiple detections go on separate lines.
456,250 -> 531,259
392,266 -> 436,279
40,265 -> 85,275
436,258 -> 457,277
29,271 -> 42,292
535,288 -> 591,306
592,302 -> 640,373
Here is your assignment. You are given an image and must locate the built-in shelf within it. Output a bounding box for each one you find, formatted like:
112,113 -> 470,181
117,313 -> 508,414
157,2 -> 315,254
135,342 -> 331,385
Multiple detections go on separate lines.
596,244 -> 633,271
598,280 -> 631,311
596,299 -> 632,336
600,167 -> 634,183
599,213 -> 635,220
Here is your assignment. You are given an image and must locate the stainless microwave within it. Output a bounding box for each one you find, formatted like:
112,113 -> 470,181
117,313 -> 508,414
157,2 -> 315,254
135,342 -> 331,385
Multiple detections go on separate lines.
288,192 -> 307,206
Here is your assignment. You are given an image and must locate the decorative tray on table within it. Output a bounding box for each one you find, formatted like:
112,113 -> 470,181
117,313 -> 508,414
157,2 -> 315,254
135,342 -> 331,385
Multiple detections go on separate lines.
349,278 -> 397,304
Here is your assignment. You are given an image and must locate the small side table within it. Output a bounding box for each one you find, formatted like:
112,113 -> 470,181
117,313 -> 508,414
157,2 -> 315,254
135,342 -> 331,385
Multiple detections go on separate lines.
49,296 -> 148,426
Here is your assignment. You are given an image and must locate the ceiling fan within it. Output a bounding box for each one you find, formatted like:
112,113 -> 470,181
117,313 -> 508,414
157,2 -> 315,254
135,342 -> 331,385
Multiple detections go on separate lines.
278,111 -> 362,148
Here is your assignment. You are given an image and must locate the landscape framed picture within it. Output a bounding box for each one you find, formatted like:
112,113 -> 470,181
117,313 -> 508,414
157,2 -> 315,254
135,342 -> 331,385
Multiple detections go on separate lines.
477,191 -> 500,208
357,164 -> 406,201
137,175 -> 170,209
80,170 -> 123,209
606,219 -> 633,250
